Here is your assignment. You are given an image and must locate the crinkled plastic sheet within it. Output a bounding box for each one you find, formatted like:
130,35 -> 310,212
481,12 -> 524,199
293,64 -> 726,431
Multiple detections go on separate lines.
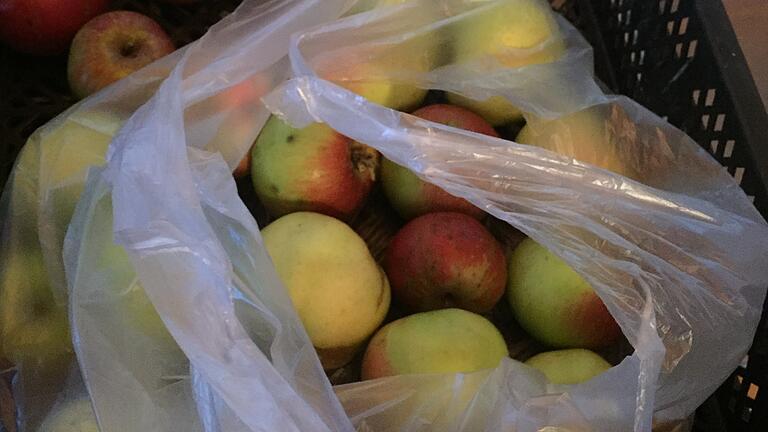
4,0 -> 767,431
1,0 -> 353,430
264,0 -> 768,428
0,52 -> 177,432
68,1 -> 356,431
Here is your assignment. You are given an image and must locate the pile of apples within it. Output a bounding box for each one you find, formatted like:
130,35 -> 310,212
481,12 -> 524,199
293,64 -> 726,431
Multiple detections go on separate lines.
0,3 -> 634,427
253,100 -> 622,385
243,0 -> 628,386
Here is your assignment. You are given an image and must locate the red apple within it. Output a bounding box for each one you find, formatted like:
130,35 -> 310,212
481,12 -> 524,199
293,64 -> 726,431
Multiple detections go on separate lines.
0,0 -> 109,55
207,75 -> 274,178
251,116 -> 379,221
233,147 -> 252,178
384,212 -> 507,313
67,11 -> 175,99
507,238 -> 621,349
381,104 -> 497,220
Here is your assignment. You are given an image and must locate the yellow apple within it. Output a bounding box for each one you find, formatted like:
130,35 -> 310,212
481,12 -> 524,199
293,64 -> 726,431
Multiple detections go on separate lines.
444,94 -> 523,127
120,280 -> 175,345
261,212 -> 391,369
317,0 -> 436,111
38,109 -> 124,230
39,398 -> 98,432
525,349 -> 611,385
0,249 -> 73,366
361,308 -> 508,379
82,193 -> 175,347
506,238 -> 621,349
515,107 -> 641,181
446,0 -> 566,125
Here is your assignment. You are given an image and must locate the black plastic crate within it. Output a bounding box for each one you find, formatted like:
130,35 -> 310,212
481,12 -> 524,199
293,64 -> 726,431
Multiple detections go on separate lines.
1,1 -> 766,431
556,1 -> 768,431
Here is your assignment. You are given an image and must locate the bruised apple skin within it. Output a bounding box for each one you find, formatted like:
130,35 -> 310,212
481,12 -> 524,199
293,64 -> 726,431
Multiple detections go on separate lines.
361,308 -> 508,380
251,117 -> 379,221
384,212 -> 507,313
506,238 -> 621,349
381,104 -> 498,220
262,212 -> 391,370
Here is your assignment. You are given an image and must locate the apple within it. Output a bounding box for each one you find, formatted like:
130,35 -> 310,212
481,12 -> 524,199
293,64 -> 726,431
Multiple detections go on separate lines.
87,199 -> 175,345
39,110 -> 124,226
1,111 -> 122,366
381,104 -> 497,220
525,349 -> 611,385
68,11 -> 175,99
515,108 -> 641,181
262,212 -> 391,369
213,75 -> 273,178
507,238 -> 621,349
444,94 -> 523,128
329,59 -> 427,112
39,398 -> 98,432
251,117 -> 379,221
384,212 -> 506,313
0,249 -> 72,366
446,0 -> 566,125
361,308 -> 507,380
317,1 -> 436,112
233,149 -> 252,178
0,0 -> 109,55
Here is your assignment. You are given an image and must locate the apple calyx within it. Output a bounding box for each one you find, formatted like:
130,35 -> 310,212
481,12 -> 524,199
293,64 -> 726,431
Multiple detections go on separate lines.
351,141 -> 380,182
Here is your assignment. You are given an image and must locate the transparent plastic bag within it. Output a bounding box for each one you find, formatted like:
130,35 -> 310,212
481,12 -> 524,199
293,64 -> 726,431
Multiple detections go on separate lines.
25,0 -> 768,431
0,0 -> 352,430
265,0 -> 768,428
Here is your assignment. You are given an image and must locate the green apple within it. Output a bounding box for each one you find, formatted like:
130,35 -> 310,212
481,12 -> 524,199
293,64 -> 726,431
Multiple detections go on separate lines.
82,193 -> 174,346
446,0 -> 566,125
515,108 -> 641,181
320,0 -> 435,111
262,212 -> 391,369
251,117 -> 379,221
39,398 -> 98,432
444,94 -> 524,128
336,59 -> 428,112
361,308 -> 508,379
95,242 -> 174,346
39,110 -> 124,228
0,249 -> 72,366
525,349 -> 611,385
507,238 -> 621,349
381,104 -> 497,220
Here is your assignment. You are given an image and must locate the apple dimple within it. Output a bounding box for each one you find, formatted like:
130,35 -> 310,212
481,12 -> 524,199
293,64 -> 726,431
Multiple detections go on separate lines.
68,11 -> 175,98
118,39 -> 140,58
